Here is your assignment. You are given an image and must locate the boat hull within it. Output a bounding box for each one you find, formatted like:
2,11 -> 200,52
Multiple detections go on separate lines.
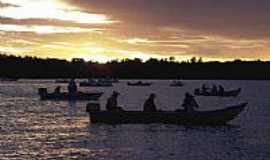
55,80 -> 69,83
87,103 -> 247,125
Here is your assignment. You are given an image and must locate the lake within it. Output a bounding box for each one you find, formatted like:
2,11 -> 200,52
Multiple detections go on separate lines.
0,80 -> 269,160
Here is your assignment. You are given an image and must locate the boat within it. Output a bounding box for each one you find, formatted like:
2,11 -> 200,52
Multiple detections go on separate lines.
86,103 -> 247,125
79,79 -> 113,87
55,79 -> 69,83
110,79 -> 120,83
101,78 -> 119,83
38,88 -> 103,101
0,78 -> 19,82
170,80 -> 184,87
127,81 -> 152,86
194,88 -> 241,97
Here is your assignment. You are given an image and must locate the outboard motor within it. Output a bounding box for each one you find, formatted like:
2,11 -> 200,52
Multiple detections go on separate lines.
86,103 -> 100,112
38,88 -> 47,96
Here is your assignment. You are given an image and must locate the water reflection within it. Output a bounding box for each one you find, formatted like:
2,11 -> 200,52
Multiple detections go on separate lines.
86,124 -> 257,160
1,80 -> 270,159
68,101 -> 77,118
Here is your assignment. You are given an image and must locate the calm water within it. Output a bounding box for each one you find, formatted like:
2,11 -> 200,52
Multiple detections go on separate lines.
0,80 -> 270,160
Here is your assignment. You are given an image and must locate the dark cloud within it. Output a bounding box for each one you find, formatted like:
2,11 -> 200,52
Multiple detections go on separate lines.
0,1 -> 19,8
65,0 -> 270,39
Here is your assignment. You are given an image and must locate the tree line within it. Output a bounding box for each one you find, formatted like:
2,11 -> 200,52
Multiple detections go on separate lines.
0,53 -> 269,80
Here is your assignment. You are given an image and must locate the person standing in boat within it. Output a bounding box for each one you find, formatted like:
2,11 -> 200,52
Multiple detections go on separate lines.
143,93 -> 157,112
68,79 -> 77,95
106,91 -> 123,111
182,92 -> 199,112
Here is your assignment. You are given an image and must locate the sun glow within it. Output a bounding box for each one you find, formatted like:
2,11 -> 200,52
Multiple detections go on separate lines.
0,24 -> 103,34
0,0 -> 115,24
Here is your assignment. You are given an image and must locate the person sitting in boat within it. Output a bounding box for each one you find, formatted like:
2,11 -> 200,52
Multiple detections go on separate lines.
218,85 -> 224,95
54,86 -> 61,95
202,84 -> 208,94
211,84 -> 218,95
106,91 -> 123,111
194,88 -> 200,95
182,92 -> 199,112
68,79 -> 77,95
143,93 -> 157,112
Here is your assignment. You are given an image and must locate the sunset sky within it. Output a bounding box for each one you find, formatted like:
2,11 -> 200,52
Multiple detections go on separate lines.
1,0 -> 270,62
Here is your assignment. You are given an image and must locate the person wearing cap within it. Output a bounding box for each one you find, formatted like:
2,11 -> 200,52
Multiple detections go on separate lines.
143,93 -> 157,112
181,92 -> 199,112
106,91 -> 123,111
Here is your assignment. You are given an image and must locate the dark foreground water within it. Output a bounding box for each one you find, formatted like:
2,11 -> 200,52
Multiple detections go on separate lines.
0,80 -> 269,160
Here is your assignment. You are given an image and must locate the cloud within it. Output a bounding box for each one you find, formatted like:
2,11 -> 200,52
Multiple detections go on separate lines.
1,0 -> 270,61
64,0 -> 270,39
0,24 -> 104,34
0,1 -> 19,8
0,0 -> 116,24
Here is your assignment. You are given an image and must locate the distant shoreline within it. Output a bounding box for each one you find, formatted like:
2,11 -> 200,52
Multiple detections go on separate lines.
9,78 -> 270,81
1,54 -> 270,80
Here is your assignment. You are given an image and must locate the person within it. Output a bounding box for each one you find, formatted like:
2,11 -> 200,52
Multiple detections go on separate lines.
68,79 -> 77,95
181,92 -> 199,112
211,84 -> 218,95
218,85 -> 224,95
106,91 -> 123,111
202,84 -> 208,94
54,86 -> 61,94
143,93 -> 157,112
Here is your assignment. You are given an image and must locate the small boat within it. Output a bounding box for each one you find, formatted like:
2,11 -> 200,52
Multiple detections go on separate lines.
38,88 -> 103,101
101,78 -> 119,83
127,81 -> 152,86
194,88 -> 241,97
55,79 -> 69,83
110,79 -> 120,83
170,80 -> 184,87
86,103 -> 247,125
79,79 -> 113,87
0,78 -> 19,82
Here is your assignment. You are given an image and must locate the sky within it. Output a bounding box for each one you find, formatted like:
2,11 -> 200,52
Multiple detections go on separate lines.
1,0 -> 270,62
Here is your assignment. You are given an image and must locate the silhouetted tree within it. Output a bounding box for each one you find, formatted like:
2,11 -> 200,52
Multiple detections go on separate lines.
0,53 -> 270,79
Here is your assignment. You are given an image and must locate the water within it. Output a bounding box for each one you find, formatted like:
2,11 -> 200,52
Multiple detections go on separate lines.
0,80 -> 269,160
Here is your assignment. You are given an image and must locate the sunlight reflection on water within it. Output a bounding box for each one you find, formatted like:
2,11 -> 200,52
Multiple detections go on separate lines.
0,80 -> 269,159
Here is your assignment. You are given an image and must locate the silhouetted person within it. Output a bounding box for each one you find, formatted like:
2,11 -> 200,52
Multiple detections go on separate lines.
194,88 -> 200,95
202,84 -> 208,94
54,86 -> 61,94
211,84 -> 218,95
68,79 -> 77,95
106,91 -> 123,111
143,93 -> 157,112
182,92 -> 199,112
218,85 -> 224,95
